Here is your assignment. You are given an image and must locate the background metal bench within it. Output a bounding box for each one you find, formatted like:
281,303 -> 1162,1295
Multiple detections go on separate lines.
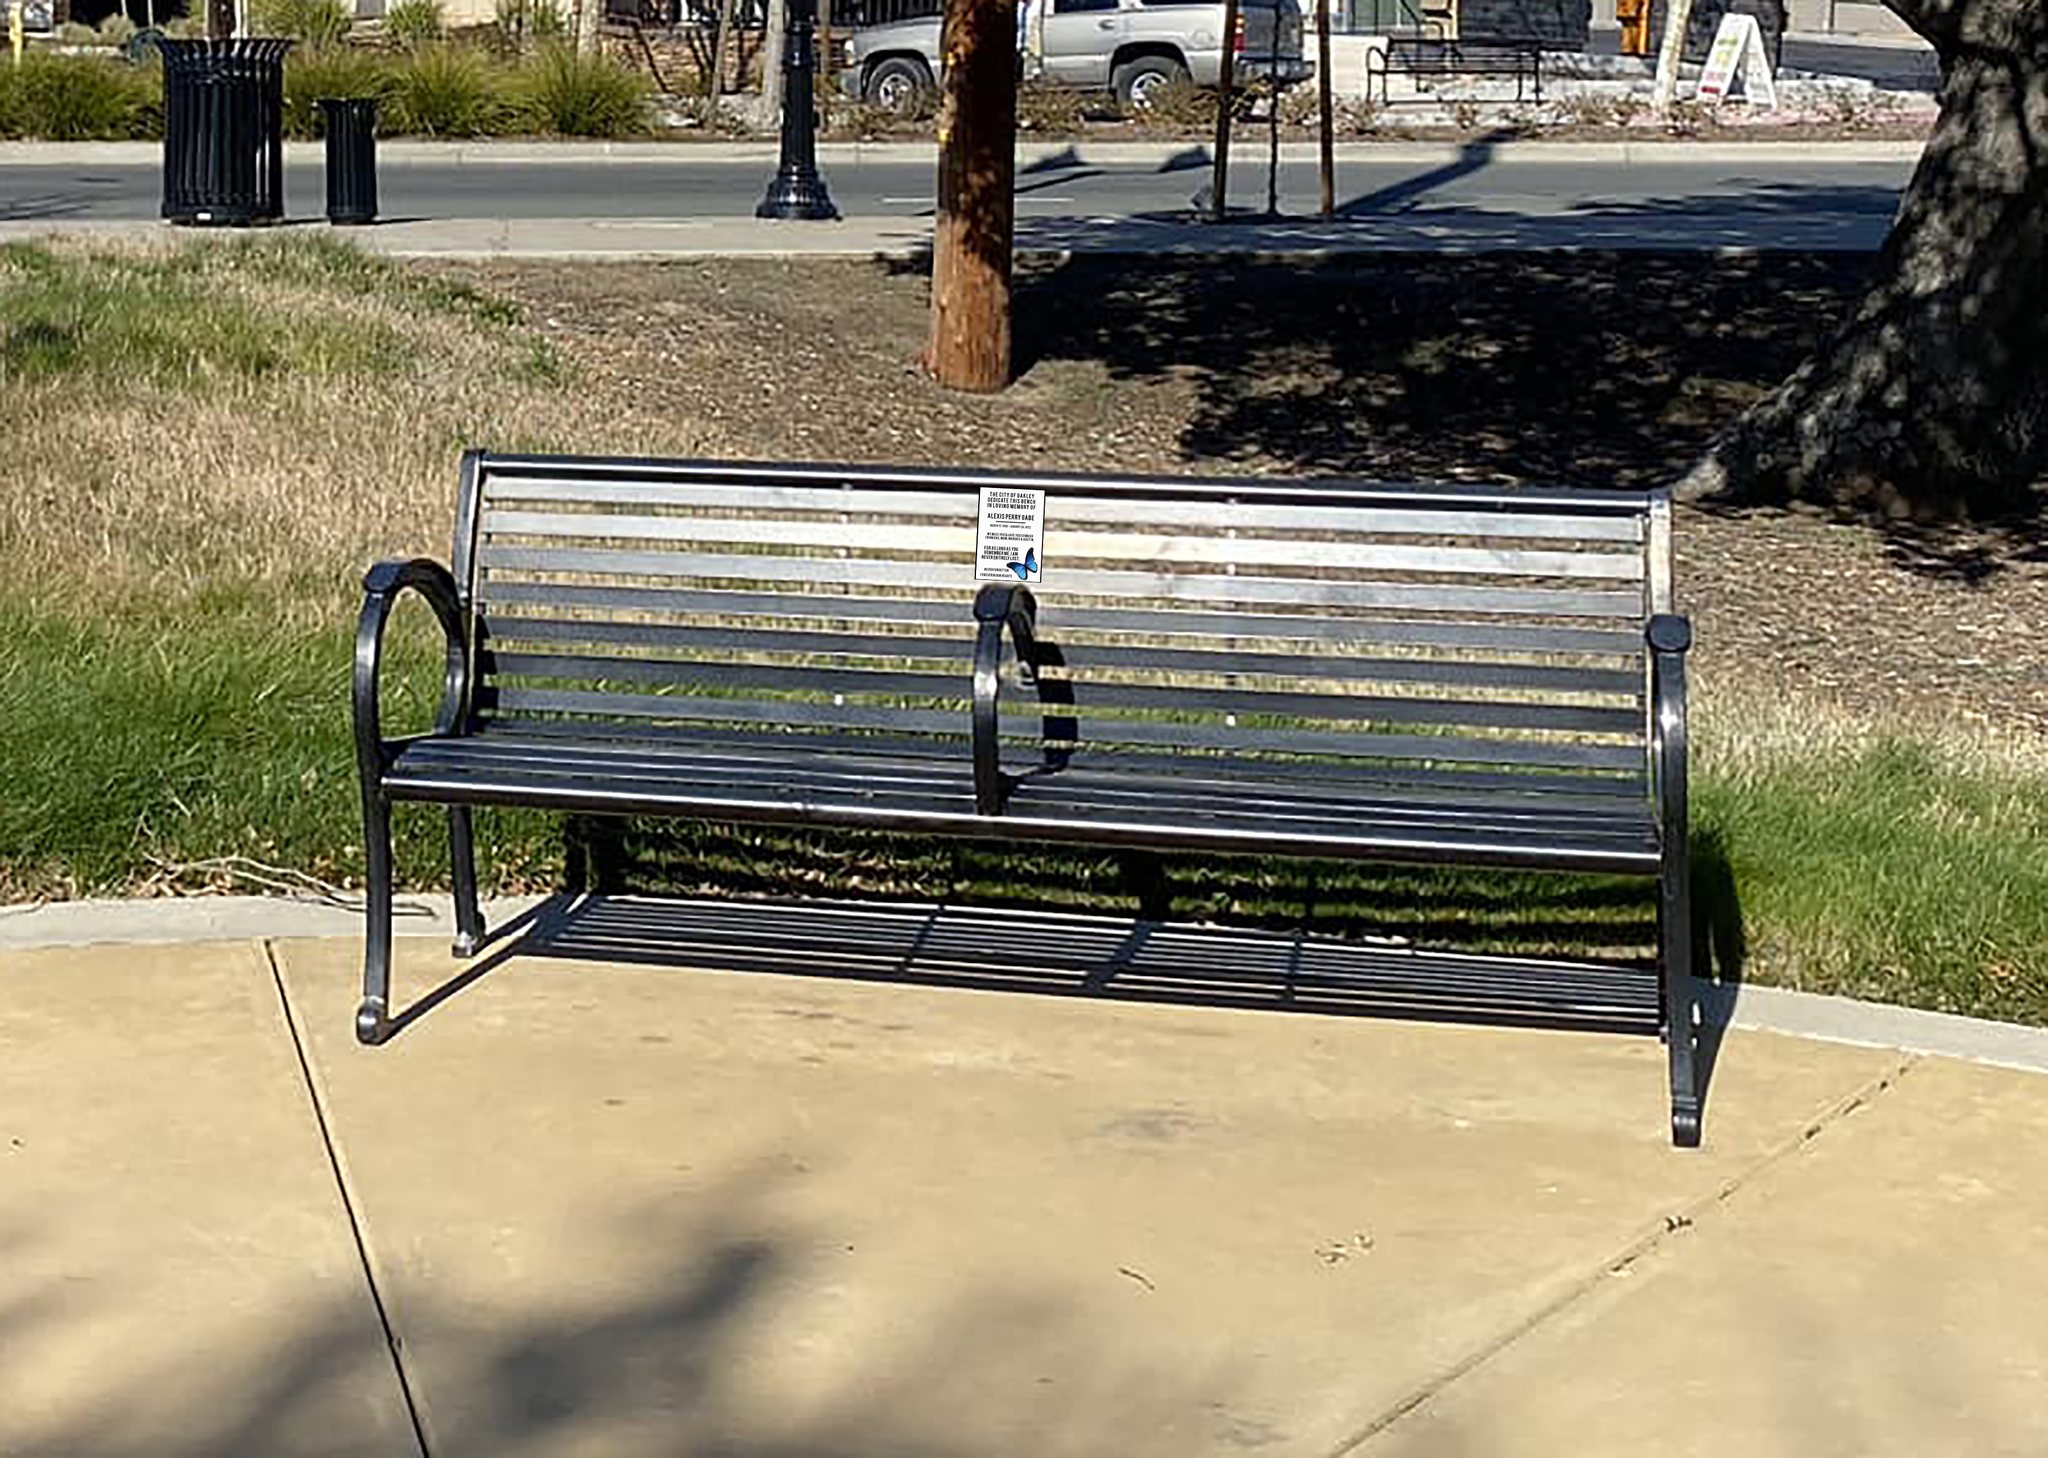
353,453 -> 1699,1144
1366,35 -> 1545,104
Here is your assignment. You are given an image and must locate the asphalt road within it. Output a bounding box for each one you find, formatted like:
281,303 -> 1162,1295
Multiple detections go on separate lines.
0,152 -> 1914,249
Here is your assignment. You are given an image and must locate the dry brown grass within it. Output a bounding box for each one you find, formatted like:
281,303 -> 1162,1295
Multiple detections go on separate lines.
1696,678 -> 2048,784
0,235 -> 720,618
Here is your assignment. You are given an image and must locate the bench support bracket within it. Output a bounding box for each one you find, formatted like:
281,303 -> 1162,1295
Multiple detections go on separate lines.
352,557 -> 475,1045
1651,613 -> 1700,1147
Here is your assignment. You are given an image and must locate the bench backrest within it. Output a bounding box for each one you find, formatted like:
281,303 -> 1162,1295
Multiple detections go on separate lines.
459,453 -> 987,756
1005,474 -> 1665,806
453,454 -> 1669,797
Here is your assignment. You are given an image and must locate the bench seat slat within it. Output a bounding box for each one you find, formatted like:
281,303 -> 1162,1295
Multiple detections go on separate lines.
479,583 -> 976,627
486,617 -> 976,662
483,478 -> 1647,541
478,720 -> 1646,799
486,618 -> 1639,694
990,774 -> 1652,829
1037,646 -> 1640,696
485,511 -> 1646,581
487,688 -> 971,737
485,689 -> 1632,769
481,548 -> 1645,618
478,457 -> 1651,510
479,588 -> 1647,657
1024,716 -> 1644,770
486,652 -> 968,702
404,734 -> 1650,823
484,649 -> 1638,733
1039,607 -> 1644,656
384,736 -> 1656,872
1002,681 -> 1641,735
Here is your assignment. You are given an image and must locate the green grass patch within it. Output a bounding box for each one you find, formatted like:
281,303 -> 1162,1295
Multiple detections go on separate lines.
0,236 -> 541,402
0,240 -> 409,392
1698,737 -> 2048,1024
3,597 -> 2043,1027
0,598 -> 556,899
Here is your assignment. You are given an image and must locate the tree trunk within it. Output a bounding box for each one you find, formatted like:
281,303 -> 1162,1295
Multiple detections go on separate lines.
751,0 -> 789,132
710,0 -> 738,96
925,0 -> 1016,393
818,0 -> 833,122
575,0 -> 603,55
1680,0 -> 2048,519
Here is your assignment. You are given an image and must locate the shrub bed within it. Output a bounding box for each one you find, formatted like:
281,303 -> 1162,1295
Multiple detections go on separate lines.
0,41 -> 651,140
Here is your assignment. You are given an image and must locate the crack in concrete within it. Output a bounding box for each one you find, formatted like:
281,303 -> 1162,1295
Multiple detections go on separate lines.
263,938 -> 434,1458
1325,1054 -> 1922,1458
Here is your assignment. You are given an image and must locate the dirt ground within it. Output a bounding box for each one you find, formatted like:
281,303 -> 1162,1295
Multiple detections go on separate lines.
441,252 -> 2047,738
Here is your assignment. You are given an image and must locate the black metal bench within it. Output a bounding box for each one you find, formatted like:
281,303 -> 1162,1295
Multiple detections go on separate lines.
354,453 -> 1700,1144
1365,34 -> 1545,105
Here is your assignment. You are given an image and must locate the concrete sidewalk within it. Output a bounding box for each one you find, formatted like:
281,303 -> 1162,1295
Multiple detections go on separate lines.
0,205 -> 1899,258
0,139 -> 1932,168
4,913 -> 2045,1456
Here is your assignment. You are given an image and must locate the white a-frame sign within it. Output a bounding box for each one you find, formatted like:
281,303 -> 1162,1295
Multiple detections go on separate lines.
1696,13 -> 1778,108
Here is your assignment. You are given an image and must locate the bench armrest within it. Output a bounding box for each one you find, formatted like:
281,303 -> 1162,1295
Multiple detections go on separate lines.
1647,614 -> 1691,853
353,559 -> 470,795
972,583 -> 1074,815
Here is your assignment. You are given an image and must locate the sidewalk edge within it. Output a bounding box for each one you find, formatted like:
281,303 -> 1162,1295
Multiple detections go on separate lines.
5,894 -> 2042,1075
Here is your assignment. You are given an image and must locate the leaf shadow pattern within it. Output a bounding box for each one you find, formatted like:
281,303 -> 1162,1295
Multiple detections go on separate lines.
1013,250 -> 1870,491
2,1173 -> 1252,1458
1010,248 -> 2041,577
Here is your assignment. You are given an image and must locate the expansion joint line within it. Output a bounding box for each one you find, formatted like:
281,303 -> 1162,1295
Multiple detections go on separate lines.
264,938 -> 434,1458
1325,1054 -> 1922,1458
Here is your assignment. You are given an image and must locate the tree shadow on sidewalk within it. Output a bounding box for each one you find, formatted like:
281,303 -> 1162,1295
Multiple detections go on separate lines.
1,1174 -> 1234,1458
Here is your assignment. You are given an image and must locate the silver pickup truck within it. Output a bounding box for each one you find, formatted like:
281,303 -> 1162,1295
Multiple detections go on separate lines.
841,0 -> 1311,113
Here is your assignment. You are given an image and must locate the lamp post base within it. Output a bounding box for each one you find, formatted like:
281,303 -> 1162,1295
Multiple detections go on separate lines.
756,170 -> 839,221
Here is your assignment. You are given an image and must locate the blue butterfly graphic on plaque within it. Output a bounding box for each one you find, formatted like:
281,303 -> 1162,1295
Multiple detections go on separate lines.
1008,547 -> 1039,582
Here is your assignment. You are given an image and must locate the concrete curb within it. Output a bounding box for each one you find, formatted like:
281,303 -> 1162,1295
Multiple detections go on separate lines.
6,894 -> 2044,1078
0,138 -> 1930,167
0,215 -> 1896,258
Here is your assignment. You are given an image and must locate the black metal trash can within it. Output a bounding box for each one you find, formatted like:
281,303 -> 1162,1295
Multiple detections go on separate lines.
159,38 -> 293,227
319,97 -> 379,226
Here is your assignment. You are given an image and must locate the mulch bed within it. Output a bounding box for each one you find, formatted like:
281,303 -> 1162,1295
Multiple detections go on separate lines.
446,252 -> 2047,737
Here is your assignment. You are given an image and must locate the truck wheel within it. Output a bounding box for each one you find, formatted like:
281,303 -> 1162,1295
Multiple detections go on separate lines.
866,57 -> 936,114
1113,55 -> 1190,111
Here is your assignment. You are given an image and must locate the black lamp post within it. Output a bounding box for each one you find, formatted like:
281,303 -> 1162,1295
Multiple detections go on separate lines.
756,0 -> 839,221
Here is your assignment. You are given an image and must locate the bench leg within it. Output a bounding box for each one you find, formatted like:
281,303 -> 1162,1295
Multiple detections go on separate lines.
449,806 -> 484,958
1662,863 -> 1701,1147
357,790 -> 395,1046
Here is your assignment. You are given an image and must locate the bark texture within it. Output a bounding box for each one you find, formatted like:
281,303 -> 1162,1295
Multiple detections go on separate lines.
750,0 -> 789,132
1681,0 -> 2048,518
925,0 -> 1016,393
710,0 -> 738,95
